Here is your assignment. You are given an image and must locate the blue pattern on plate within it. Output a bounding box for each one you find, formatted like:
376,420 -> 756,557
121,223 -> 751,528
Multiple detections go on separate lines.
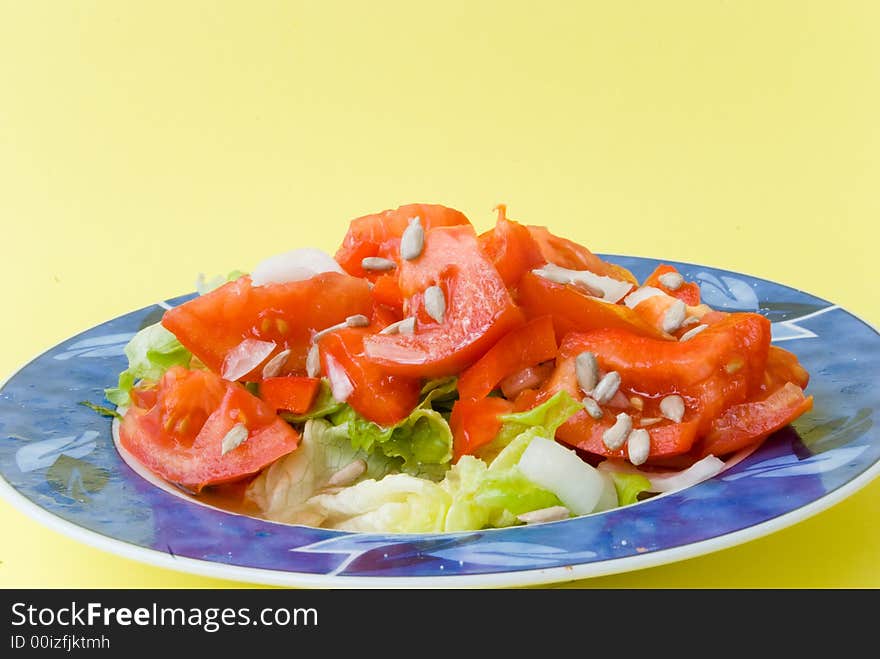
1,257 -> 878,582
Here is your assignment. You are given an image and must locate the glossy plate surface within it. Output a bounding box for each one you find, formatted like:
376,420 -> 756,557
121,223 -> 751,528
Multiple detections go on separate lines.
1,256 -> 878,587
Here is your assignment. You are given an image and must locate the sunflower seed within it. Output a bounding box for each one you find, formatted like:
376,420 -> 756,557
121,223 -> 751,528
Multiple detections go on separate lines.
516,506 -> 571,524
659,395 -> 685,423
627,428 -> 651,465
639,417 -> 663,427
629,396 -> 644,411
326,459 -> 367,487
681,316 -> 700,328
658,272 -> 684,291
221,423 -> 248,456
345,314 -> 370,328
591,371 -> 621,404
261,348 -> 292,379
306,343 -> 321,377
679,323 -> 708,342
582,396 -> 604,419
400,216 -> 425,261
361,256 -> 397,272
602,412 -> 633,450
312,321 -> 346,342
575,351 -> 599,394
662,299 -> 687,333
379,317 -> 416,335
424,285 -> 446,323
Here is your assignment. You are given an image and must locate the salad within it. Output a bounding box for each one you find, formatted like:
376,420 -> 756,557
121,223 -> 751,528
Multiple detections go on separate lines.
106,203 -> 812,533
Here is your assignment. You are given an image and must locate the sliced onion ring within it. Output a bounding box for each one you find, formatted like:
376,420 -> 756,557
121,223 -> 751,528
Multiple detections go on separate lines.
325,353 -> 354,403
221,338 -> 277,382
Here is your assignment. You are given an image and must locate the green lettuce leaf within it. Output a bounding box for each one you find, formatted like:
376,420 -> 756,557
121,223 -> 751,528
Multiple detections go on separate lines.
328,404 -> 453,477
104,322 -> 192,406
475,390 -> 582,462
609,471 -> 652,506
418,376 -> 459,414
196,269 -> 247,295
246,418 -> 401,524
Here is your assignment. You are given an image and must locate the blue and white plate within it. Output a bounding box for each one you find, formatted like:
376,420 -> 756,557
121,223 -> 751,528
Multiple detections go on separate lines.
1,257 -> 878,587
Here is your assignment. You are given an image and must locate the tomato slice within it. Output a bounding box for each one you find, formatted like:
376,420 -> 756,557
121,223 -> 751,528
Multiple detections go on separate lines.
763,345 -> 810,391
161,273 -> 372,380
457,316 -> 557,401
699,382 -> 813,457
119,366 -> 300,491
450,397 -> 515,461
363,225 -> 524,377
259,376 -> 321,414
335,203 -> 471,277
526,225 -> 638,284
478,206 -> 545,288
371,273 -> 405,312
319,327 -> 420,426
518,271 -> 669,342
642,264 -> 702,306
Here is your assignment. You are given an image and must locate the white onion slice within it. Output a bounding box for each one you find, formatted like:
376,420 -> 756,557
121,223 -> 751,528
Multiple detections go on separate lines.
623,286 -> 668,309
250,248 -> 344,287
221,338 -> 277,382
534,264 -> 633,303
518,437 -> 606,515
324,353 -> 354,403
597,454 -> 725,494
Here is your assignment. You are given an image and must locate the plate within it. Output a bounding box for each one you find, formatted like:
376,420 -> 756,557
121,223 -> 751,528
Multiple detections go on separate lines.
1,256 -> 878,588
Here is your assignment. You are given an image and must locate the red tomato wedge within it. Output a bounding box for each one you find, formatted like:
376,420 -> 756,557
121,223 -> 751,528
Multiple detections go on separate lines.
527,225 -> 638,285
518,271 -> 669,342
259,376 -> 321,414
319,328 -> 420,426
335,203 -> 471,277
450,397 -> 515,461
363,225 -> 524,377
643,264 -> 702,306
763,345 -> 810,391
478,206 -> 545,288
699,382 -> 813,457
119,366 -> 300,491
161,273 -> 372,380
457,316 -> 557,401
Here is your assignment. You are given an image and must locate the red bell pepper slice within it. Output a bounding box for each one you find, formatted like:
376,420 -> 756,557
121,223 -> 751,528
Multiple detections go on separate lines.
526,225 -> 638,285
478,206 -> 545,288
518,271 -> 669,342
642,264 -> 702,306
450,397 -> 515,461
699,382 -> 813,457
457,316 -> 557,401
363,225 -> 524,377
319,328 -> 420,426
259,376 -> 321,414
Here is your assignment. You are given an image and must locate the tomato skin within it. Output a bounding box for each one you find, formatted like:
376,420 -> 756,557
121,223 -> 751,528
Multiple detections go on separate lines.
161,273 -> 372,380
478,214 -> 545,288
699,382 -> 813,457
319,328 -> 420,426
259,377 -> 321,414
450,397 -> 515,461
119,366 -> 300,492
518,271 -> 669,342
371,273 -> 404,312
457,316 -> 558,401
526,225 -> 638,285
335,203 -> 471,277
643,264 -> 702,306
363,225 -> 524,377
763,345 -> 810,391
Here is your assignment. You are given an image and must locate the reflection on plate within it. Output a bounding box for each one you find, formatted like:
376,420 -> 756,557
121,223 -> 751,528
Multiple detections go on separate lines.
1,256 -> 878,587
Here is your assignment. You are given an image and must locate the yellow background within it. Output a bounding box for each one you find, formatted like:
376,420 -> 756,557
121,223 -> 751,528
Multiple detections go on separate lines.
1,1 -> 878,587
